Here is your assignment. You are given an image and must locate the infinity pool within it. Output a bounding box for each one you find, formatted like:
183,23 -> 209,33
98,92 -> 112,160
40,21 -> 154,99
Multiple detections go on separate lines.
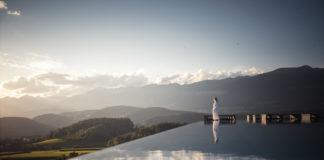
72,120 -> 324,160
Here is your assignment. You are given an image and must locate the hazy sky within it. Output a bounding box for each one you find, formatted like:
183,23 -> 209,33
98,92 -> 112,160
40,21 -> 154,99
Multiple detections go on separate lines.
0,0 -> 324,97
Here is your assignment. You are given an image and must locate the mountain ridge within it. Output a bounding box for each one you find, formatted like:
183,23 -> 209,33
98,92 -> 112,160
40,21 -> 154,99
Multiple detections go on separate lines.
33,106 -> 204,128
1,65 -> 323,118
1,106 -> 203,138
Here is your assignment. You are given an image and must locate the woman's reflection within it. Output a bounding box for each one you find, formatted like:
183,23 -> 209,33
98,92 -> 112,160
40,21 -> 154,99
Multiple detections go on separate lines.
212,120 -> 220,143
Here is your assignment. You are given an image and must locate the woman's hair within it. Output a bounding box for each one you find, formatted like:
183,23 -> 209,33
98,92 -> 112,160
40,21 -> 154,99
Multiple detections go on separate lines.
214,97 -> 218,102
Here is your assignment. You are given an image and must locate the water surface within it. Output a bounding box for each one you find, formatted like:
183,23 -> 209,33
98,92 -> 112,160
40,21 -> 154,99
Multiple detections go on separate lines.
72,120 -> 324,160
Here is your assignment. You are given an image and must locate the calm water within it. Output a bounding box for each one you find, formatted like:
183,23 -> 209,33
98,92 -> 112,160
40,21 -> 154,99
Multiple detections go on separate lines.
72,120 -> 324,160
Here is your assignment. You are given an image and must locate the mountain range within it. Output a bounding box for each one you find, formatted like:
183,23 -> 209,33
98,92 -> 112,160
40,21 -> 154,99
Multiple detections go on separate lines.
1,65 -> 323,118
34,106 -> 204,128
0,106 -> 203,138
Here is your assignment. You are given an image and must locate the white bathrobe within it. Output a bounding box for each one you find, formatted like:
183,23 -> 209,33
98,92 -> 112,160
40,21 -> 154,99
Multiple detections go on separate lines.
212,100 -> 219,120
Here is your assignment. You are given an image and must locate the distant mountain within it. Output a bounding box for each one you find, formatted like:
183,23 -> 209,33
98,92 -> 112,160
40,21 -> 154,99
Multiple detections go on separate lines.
0,96 -> 71,118
33,114 -> 75,128
60,105 -> 142,122
34,106 -> 204,128
60,65 -> 324,113
143,112 -> 205,125
127,107 -> 204,125
0,117 -> 55,139
1,66 -> 323,118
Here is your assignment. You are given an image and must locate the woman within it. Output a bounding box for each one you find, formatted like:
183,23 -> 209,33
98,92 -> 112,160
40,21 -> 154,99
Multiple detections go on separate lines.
212,97 -> 220,121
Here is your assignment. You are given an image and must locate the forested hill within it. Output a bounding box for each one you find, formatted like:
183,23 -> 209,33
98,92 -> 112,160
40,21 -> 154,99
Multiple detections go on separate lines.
47,118 -> 134,142
46,118 -> 185,148
0,118 -> 185,153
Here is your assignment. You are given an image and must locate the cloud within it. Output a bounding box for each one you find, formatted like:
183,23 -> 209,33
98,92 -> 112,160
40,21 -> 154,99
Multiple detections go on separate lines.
2,77 -> 30,90
244,67 -> 264,75
0,52 -> 64,72
160,67 -> 264,84
2,77 -> 59,95
1,72 -> 150,97
0,0 -> 21,16
36,72 -> 149,88
35,72 -> 71,84
0,0 -> 8,9
7,10 -> 20,16
0,67 -> 263,97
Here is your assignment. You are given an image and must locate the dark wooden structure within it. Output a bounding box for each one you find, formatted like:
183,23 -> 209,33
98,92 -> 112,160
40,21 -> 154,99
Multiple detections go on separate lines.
204,114 -> 236,124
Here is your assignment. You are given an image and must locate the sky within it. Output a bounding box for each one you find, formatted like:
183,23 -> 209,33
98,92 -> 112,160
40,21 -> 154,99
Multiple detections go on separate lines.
0,0 -> 324,98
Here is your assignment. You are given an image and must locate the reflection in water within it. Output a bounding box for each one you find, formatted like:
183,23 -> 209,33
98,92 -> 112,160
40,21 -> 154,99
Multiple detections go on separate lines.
301,114 -> 311,123
73,121 -> 324,160
246,113 -> 320,125
252,115 -> 257,124
261,114 -> 267,125
71,149 -> 267,160
212,121 -> 220,143
246,115 -> 250,123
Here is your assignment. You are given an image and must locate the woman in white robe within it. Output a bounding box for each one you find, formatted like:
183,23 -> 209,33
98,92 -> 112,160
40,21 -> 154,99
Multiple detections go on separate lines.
212,97 -> 219,120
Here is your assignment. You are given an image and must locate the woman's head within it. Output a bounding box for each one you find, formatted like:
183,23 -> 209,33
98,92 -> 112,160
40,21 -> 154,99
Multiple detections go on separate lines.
214,97 -> 218,102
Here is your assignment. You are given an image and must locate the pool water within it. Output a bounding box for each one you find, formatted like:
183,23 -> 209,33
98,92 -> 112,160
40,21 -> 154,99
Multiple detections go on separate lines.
72,120 -> 324,160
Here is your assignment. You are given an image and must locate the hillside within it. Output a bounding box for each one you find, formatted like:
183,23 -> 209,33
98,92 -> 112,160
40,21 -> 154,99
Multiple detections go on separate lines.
0,119 -> 185,154
0,117 -> 55,139
127,107 -> 204,124
33,114 -> 75,128
60,105 -> 142,122
33,106 -> 204,128
47,118 -> 134,141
